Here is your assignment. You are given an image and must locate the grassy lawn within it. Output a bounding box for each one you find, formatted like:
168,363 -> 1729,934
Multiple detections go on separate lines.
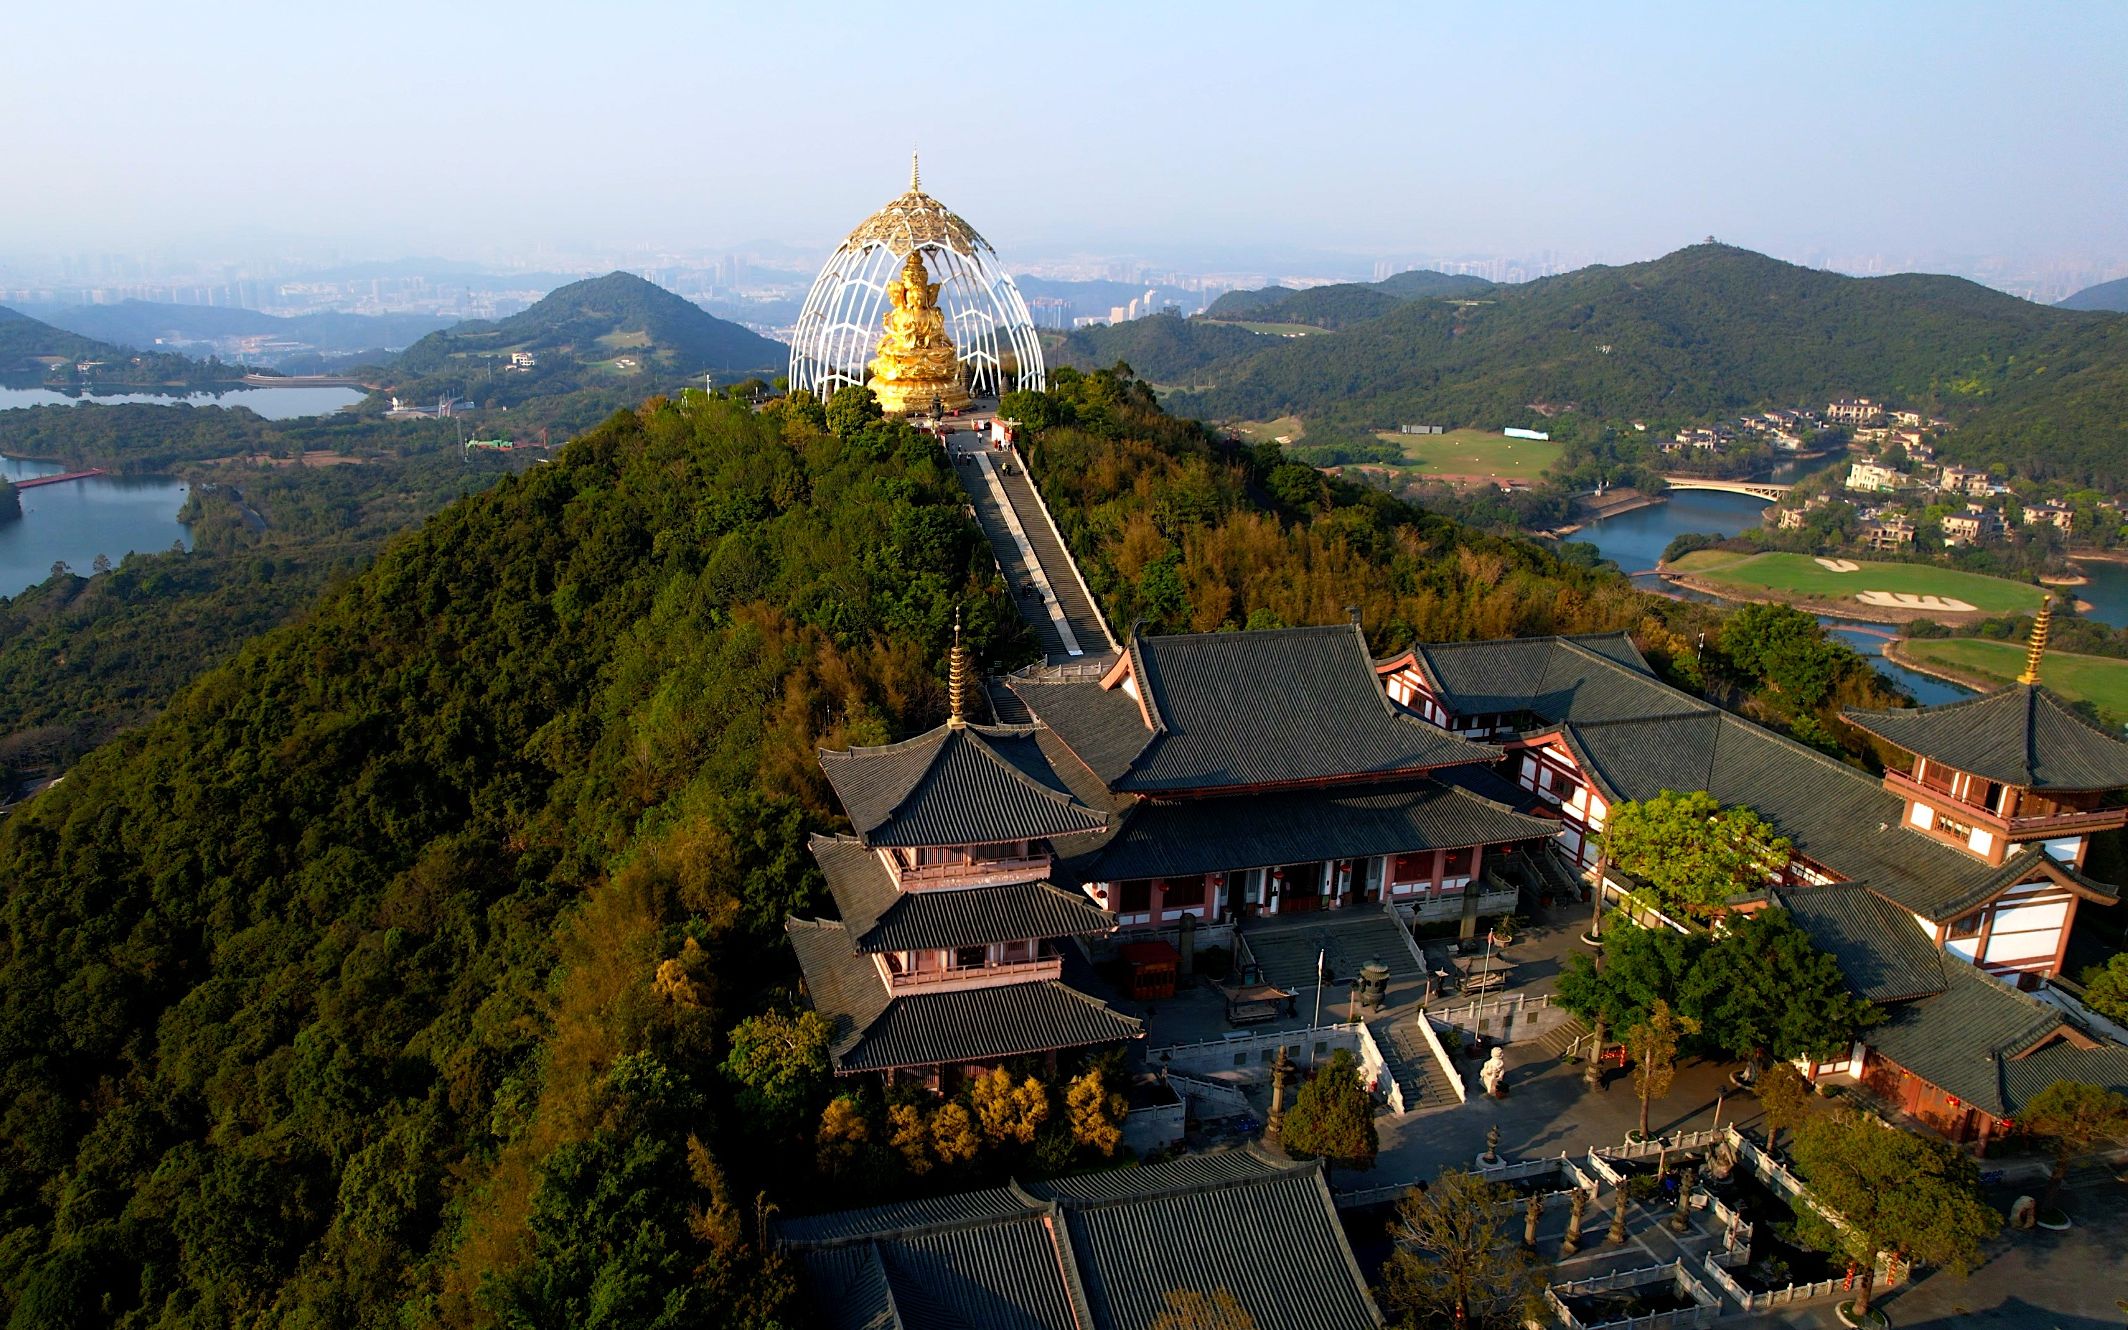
1901,637 -> 2128,725
1371,428 -> 1563,481
1667,550 -> 2045,615
1232,416 -> 1305,444
595,330 -> 652,350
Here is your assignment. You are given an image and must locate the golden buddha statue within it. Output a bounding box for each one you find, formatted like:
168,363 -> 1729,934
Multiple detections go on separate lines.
867,249 -> 971,416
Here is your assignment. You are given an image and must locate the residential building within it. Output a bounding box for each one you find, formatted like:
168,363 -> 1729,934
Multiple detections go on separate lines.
1828,396 -> 1885,425
1938,464 -> 1993,497
1891,409 -> 1926,427
1846,460 -> 1903,493
1863,515 -> 1917,550
1941,505 -> 2002,546
1853,426 -> 1892,446
2023,502 -> 2075,533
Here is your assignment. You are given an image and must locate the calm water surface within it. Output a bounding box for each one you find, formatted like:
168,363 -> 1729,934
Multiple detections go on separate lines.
1,456 -> 191,600
0,384 -> 364,420
1571,486 -> 1973,704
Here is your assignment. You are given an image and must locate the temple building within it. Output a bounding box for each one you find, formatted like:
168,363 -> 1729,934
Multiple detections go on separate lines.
788,639 -> 1141,1085
780,1147 -> 1383,1330
788,613 -> 2128,1117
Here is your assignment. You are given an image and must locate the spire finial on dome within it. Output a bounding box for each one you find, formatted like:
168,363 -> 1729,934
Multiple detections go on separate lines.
2018,597 -> 2052,686
910,150 -> 921,193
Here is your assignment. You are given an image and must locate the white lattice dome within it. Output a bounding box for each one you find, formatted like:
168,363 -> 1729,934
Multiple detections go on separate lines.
788,157 -> 1045,401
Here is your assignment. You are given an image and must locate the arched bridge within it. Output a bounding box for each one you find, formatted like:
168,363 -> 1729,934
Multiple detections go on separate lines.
1659,475 -> 1790,501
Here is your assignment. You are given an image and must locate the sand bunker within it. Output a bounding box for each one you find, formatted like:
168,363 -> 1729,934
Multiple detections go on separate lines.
1814,557 -> 1860,572
1855,590 -> 1978,613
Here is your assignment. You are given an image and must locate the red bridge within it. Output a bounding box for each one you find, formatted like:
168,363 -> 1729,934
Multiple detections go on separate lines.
13,468 -> 107,489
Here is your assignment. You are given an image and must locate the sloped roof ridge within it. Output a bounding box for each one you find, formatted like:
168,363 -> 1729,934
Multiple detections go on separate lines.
793,1190 -> 1047,1249
1125,631 -> 1167,734
1039,979 -> 1146,1030
822,720 -> 1043,758
1045,1152 -> 1310,1212
1551,633 -> 1659,677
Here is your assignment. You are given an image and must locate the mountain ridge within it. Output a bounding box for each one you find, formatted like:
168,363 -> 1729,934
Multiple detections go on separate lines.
2059,275 -> 2128,312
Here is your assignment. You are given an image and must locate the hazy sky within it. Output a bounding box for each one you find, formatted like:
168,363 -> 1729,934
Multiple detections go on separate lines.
6,0 -> 2125,272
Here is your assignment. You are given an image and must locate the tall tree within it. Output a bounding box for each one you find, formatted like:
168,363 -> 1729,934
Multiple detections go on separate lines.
1066,1067 -> 1126,1158
1625,1000 -> 1692,1140
2018,1080 -> 2128,1216
720,1009 -> 832,1136
1679,909 -> 1879,1071
2079,952 -> 2128,1025
1754,1060 -> 1816,1155
1602,789 -> 1791,920
1790,1109 -> 2000,1321
1280,1049 -> 1379,1171
1380,1170 -> 1551,1330
1558,923 -> 1705,1041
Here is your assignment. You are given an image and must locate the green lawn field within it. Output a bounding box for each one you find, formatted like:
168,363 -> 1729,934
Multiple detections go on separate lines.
1371,428 -> 1564,481
1667,550 -> 2045,615
1900,637 -> 2128,725
1232,416 -> 1305,444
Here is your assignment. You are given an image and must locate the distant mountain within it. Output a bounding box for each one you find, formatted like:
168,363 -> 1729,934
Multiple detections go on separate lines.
2058,276 -> 2128,312
1048,313 -> 1274,385
1151,244 -> 2128,483
21,301 -> 455,357
1206,270 -> 1495,328
389,271 -> 784,381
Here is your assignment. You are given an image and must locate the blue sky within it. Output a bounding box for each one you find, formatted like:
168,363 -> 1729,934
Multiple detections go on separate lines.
5,0 -> 2124,273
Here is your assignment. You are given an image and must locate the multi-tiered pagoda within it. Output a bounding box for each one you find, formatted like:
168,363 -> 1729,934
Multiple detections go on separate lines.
787,639 -> 1140,1087
1843,605 -> 2128,979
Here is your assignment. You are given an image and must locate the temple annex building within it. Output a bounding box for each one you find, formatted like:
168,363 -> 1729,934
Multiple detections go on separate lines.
789,612 -> 2128,1150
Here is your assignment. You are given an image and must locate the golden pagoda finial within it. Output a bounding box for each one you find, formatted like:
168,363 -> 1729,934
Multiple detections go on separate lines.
2018,597 -> 2051,686
947,609 -> 968,728
910,150 -> 921,194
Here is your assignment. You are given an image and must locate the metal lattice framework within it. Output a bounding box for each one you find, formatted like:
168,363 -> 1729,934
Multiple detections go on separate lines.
789,157 -> 1045,402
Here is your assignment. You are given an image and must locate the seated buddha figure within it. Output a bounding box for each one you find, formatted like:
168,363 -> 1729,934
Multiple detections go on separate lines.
867,249 -> 972,415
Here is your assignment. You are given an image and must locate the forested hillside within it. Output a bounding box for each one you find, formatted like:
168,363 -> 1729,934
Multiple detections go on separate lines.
1090,245 -> 2128,485
1204,269 -> 1495,327
1,306 -> 235,386
0,393 -> 1023,1327
1047,310 -> 1270,384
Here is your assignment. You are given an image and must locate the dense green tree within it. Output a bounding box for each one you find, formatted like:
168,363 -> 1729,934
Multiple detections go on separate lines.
1379,1170 -> 1550,1330
1720,603 -> 1852,710
825,383 -> 884,437
720,1010 -> 833,1137
2078,952 -> 2128,1025
1280,1049 -> 1378,1171
1790,1109 -> 1999,1321
2019,1080 -> 2128,1215
1678,909 -> 1880,1069
1556,920 -> 1706,1036
1602,790 -> 1792,920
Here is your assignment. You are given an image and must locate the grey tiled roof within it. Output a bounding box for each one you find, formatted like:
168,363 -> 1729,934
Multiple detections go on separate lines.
781,1148 -> 1384,1330
1865,962 -> 2069,1116
1016,625 -> 1500,795
821,723 -> 1106,849
1556,708 -> 2068,923
2001,1042 -> 2128,1113
1405,633 -> 1695,724
787,917 -> 1141,1074
1775,885 -> 1947,1003
1844,684 -> 2128,791
1057,778 -> 1557,885
811,834 -> 1116,953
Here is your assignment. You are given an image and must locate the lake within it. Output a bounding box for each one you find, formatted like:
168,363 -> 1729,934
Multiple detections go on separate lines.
0,384 -> 365,420
1570,486 -> 1974,705
1,456 -> 192,600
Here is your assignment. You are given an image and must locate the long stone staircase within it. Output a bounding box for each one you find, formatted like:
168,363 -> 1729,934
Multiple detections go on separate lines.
989,461 -> 1114,656
1369,1015 -> 1462,1112
954,453 -> 1073,659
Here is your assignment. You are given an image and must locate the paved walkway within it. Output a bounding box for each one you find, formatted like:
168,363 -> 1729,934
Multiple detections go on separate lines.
945,429 -> 1115,663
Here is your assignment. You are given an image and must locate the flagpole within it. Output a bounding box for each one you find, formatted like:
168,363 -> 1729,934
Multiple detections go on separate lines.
1480,927 -> 1496,992
1310,946 -> 1325,1064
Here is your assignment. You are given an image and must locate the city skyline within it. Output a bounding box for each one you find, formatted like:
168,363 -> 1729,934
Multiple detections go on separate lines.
4,2 -> 2126,303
